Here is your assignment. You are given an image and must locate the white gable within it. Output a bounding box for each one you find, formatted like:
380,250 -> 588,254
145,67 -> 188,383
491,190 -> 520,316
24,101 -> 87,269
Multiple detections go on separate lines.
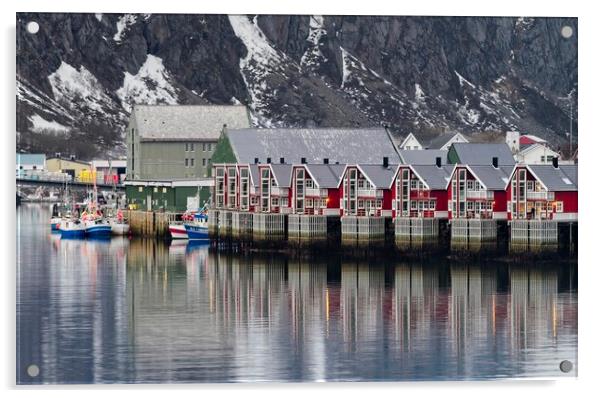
399,133 -> 423,150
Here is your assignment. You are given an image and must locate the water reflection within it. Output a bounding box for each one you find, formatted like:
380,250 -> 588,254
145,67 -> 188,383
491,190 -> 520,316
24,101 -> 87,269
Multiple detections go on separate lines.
17,204 -> 577,383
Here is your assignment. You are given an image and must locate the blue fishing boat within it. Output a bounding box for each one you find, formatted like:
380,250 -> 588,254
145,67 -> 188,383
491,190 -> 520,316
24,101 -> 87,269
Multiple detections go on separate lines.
184,213 -> 209,240
84,219 -> 112,237
59,219 -> 85,239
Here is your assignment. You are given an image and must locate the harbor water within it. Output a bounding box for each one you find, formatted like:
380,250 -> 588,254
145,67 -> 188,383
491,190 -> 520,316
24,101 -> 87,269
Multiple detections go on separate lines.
17,203 -> 577,383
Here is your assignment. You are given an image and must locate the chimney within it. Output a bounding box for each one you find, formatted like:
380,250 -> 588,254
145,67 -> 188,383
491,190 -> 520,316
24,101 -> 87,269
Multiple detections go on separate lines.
492,157 -> 498,168
552,157 -> 559,168
280,157 -> 285,164
435,157 -> 442,168
301,157 -> 307,164
254,157 -> 259,164
323,158 -> 329,164
383,156 -> 389,168
266,157 -> 272,164
70,154 -> 76,161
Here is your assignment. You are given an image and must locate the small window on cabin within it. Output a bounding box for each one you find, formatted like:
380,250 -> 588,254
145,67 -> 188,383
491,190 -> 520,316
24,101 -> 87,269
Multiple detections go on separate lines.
162,188 -> 167,193
556,202 -> 563,212
202,143 -> 206,152
185,143 -> 189,152
190,143 -> 195,152
376,199 -> 382,208
202,158 -> 206,166
138,187 -> 143,192
527,181 -> 534,191
153,187 -> 158,193
207,143 -> 212,151
540,156 -> 545,162
185,159 -> 189,167
467,180 -> 474,190
547,156 -> 554,162
190,158 -> 195,167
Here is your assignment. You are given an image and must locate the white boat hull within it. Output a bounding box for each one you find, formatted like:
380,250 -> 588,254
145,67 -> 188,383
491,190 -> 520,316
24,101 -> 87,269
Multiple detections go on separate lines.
169,223 -> 188,239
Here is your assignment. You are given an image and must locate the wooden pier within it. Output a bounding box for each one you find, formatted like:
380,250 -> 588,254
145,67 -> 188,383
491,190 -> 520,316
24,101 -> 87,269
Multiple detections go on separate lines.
126,210 -> 179,238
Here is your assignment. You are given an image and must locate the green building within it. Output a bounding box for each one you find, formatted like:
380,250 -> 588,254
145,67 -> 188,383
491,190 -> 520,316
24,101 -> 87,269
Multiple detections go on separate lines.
126,105 -> 251,180
124,105 -> 251,212
125,179 -> 212,212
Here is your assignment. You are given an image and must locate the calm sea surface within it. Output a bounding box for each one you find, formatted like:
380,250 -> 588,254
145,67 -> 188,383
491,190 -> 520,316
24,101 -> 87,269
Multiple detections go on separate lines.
17,203 -> 577,383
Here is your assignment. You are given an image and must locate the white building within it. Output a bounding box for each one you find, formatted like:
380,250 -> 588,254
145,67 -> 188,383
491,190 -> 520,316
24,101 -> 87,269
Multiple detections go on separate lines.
399,132 -> 423,150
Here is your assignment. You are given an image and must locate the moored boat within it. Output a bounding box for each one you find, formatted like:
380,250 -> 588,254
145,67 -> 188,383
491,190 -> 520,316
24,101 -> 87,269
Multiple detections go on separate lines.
169,223 -> 188,239
110,221 -> 130,236
59,219 -> 85,239
50,217 -> 62,231
184,213 -> 209,240
84,219 -> 112,237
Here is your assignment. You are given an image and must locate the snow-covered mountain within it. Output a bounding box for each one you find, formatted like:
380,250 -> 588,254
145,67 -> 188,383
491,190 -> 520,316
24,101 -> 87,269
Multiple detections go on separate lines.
16,13 -> 577,159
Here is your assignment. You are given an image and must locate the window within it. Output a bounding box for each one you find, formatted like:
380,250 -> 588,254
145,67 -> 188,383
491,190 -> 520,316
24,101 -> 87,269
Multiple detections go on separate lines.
467,201 -> 474,211
320,199 -> 327,208
376,199 -> 382,208
162,188 -> 167,193
185,143 -> 189,152
138,186 -> 143,192
467,180 -> 474,190
410,179 -> 417,189
430,200 -> 436,210
202,143 -> 206,152
271,197 -> 279,207
185,158 -> 189,167
307,198 -> 313,208
153,187 -> 158,193
207,143 -> 212,151
190,143 -> 195,152
540,156 -> 545,162
547,155 -> 554,162
527,181 -> 534,191
280,197 -> 288,207
358,199 -> 364,209
410,200 -> 417,210
556,201 -> 563,213
202,158 -> 206,166
190,158 -> 195,167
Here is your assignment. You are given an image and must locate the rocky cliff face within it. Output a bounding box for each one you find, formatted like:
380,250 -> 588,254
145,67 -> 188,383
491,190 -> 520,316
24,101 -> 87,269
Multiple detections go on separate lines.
16,13 -> 577,159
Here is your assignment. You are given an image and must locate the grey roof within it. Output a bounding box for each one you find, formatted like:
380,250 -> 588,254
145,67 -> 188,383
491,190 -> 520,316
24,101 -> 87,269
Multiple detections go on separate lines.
528,165 -> 578,191
400,149 -> 448,165
451,143 -> 515,165
269,164 -> 293,188
425,133 -> 467,150
249,164 -> 259,187
358,164 -> 398,188
226,128 -> 401,165
468,165 -> 514,190
305,164 -> 346,188
411,165 -> 455,190
133,105 -> 251,141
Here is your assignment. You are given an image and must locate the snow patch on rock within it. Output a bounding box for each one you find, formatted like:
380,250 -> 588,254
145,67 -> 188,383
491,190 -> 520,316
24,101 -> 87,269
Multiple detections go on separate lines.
116,54 -> 179,112
29,114 -> 70,134
114,14 -> 137,42
301,16 -> 327,68
48,61 -> 114,113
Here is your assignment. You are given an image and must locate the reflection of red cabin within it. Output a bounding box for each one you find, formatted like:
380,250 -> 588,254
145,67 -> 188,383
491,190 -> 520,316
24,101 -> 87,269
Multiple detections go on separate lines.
338,162 -> 396,217
290,163 -> 345,215
506,164 -> 578,221
213,163 -> 259,212
392,164 -> 453,219
447,164 -> 514,220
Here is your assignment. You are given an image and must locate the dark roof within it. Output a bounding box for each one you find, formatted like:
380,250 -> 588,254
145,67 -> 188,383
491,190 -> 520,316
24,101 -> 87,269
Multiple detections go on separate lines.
305,164 -> 346,188
400,149 -> 448,165
358,164 -> 397,188
410,165 -> 454,190
467,165 -> 514,190
424,132 -> 467,150
226,128 -> 401,165
528,165 -> 578,191
133,105 -> 251,141
450,143 -> 515,165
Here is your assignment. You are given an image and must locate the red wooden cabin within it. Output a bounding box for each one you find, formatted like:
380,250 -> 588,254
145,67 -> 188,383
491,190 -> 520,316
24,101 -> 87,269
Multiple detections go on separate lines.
338,160 -> 396,217
506,163 -> 577,221
447,163 -> 514,220
291,163 -> 345,215
392,164 -> 453,219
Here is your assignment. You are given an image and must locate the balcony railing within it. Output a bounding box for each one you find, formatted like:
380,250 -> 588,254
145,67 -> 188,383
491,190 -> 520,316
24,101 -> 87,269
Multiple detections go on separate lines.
409,189 -> 431,199
526,191 -> 554,201
270,187 -> 286,196
305,187 -> 327,197
466,190 -> 493,200
357,188 -> 383,198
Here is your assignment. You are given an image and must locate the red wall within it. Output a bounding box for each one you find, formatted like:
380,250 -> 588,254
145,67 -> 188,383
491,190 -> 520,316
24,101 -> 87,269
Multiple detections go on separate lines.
382,190 -> 392,210
555,191 -> 578,213
493,190 -> 507,212
327,187 -> 341,208
431,190 -> 448,211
